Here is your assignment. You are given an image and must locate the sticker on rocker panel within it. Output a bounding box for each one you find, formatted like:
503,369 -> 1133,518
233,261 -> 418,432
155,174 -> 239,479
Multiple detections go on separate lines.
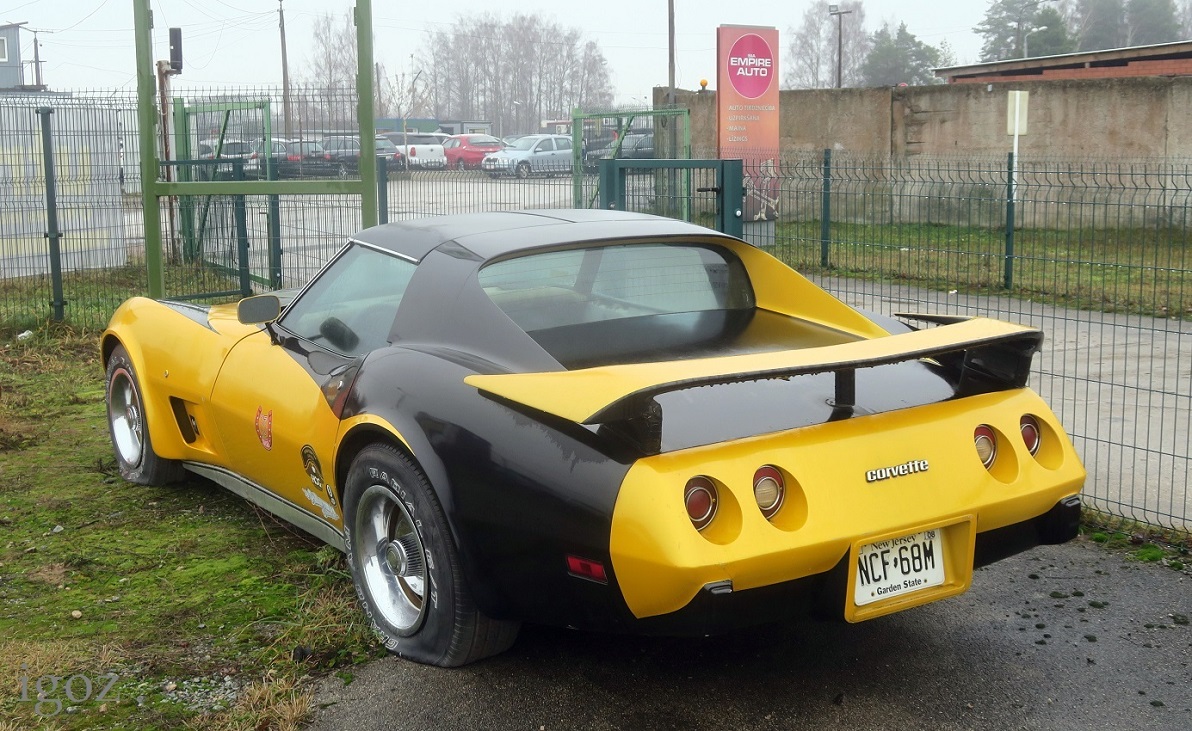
301,445 -> 340,521
255,407 -> 274,451
302,445 -> 337,507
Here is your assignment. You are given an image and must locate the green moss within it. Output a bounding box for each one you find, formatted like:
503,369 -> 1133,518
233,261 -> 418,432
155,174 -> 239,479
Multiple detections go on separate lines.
0,330 -> 379,730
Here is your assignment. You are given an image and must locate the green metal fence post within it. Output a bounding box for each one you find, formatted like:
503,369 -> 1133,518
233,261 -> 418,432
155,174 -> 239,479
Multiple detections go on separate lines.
36,107 -> 65,321
267,161 -> 282,288
232,161 -> 251,296
820,148 -> 832,268
134,0 -> 165,298
597,159 -> 621,210
719,159 -> 744,240
355,0 -> 378,228
377,156 -> 388,225
1004,151 -> 1016,289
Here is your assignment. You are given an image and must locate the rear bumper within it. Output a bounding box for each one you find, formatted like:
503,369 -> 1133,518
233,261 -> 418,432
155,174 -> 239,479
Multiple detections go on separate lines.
620,495 -> 1081,637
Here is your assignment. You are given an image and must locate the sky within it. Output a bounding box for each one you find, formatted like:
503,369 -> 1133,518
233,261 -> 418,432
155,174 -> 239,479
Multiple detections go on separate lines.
3,0 -> 993,101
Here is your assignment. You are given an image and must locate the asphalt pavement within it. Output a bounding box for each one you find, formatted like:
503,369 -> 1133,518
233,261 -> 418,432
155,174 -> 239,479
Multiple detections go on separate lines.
306,539 -> 1190,730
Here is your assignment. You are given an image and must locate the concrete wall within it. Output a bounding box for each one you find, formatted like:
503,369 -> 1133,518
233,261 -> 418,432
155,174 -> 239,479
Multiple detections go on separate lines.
662,78 -> 1192,230
672,77 -> 1192,159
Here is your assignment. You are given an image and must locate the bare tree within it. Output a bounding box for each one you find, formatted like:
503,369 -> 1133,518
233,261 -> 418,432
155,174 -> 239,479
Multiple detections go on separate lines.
419,13 -> 615,134
785,1 -> 870,89
300,10 -> 358,132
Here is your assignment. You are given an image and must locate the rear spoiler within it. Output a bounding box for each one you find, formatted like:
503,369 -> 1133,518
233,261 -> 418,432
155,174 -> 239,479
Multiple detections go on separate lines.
466,316 -> 1042,433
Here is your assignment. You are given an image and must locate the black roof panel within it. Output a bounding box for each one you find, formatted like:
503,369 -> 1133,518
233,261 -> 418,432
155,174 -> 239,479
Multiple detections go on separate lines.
351,210 -> 730,263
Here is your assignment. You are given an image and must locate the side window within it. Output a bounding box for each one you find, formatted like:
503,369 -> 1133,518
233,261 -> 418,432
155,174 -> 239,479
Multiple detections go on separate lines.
556,137 -> 571,151
536,139 -> 555,152
279,244 -> 417,356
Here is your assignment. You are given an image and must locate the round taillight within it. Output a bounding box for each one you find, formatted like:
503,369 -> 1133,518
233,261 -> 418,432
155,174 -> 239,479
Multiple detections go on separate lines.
974,425 -> 997,469
1020,415 -> 1041,455
684,477 -> 717,531
753,465 -> 785,519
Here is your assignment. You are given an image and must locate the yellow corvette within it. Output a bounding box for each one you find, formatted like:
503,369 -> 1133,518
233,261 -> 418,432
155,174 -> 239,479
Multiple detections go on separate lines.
102,210 -> 1084,666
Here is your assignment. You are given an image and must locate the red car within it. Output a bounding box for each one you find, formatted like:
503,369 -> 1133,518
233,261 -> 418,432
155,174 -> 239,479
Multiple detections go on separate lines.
443,134 -> 504,170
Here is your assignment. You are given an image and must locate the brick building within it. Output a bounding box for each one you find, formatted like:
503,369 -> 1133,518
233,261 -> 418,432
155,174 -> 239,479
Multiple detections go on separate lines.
936,41 -> 1192,84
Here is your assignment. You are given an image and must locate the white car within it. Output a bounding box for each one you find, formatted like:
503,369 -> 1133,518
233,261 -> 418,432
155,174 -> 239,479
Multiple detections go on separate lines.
382,133 -> 447,169
482,134 -> 573,178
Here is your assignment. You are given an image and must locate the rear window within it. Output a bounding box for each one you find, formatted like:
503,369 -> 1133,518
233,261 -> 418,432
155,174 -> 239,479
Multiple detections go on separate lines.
478,243 -> 752,333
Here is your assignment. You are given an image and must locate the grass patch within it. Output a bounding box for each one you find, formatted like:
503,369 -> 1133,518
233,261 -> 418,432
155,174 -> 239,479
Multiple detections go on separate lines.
772,220 -> 1192,320
0,256 -> 247,333
0,327 -> 381,729
1078,509 -> 1192,571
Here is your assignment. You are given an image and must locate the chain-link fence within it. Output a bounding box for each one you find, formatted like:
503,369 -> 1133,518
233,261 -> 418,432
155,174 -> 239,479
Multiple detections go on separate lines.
0,92 -> 1187,530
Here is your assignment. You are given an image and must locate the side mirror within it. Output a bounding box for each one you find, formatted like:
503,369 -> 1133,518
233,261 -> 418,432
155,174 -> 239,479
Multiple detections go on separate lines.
238,294 -> 281,324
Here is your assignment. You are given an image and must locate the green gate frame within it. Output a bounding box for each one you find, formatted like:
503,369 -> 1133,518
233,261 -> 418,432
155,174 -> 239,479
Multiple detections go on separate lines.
133,0 -> 378,299
570,107 -> 691,209
597,158 -> 744,239
171,98 -> 276,272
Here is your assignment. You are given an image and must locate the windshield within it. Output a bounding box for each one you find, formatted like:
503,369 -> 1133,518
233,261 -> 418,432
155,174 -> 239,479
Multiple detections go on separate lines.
374,138 -> 398,152
508,137 -> 539,151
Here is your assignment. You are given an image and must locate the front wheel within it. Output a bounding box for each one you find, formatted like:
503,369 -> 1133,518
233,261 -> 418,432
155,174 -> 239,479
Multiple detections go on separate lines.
515,162 -> 530,179
105,345 -> 184,485
343,444 -> 518,666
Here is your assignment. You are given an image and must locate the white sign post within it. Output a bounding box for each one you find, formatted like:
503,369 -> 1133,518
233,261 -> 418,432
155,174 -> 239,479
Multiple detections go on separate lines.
1006,90 -> 1029,203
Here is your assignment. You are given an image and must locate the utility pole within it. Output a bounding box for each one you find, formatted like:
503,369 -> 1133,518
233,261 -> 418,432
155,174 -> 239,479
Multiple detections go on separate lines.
31,29 -> 43,87
279,0 -> 292,138
828,5 -> 853,89
667,0 -> 675,107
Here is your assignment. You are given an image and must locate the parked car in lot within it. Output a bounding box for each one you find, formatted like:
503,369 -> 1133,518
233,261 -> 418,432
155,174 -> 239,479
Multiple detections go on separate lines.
283,140 -> 338,178
584,132 -> 655,172
197,138 -> 260,178
102,209 -> 1084,668
481,134 -> 573,178
443,134 -> 504,169
321,135 -> 406,177
253,138 -> 291,178
252,138 -> 338,179
381,133 -> 447,169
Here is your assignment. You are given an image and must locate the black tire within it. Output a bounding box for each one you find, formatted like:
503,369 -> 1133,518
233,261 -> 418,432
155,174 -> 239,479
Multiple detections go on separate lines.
336,163 -> 349,179
105,344 -> 185,486
515,162 -> 530,179
343,444 -> 519,666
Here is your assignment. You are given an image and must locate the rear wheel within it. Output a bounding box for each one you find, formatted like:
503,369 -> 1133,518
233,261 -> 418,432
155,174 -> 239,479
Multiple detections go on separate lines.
105,345 -> 184,485
343,444 -> 519,666
336,163 -> 349,179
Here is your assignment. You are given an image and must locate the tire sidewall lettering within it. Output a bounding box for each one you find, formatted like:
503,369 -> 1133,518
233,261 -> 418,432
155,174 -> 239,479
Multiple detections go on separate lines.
344,446 -> 456,663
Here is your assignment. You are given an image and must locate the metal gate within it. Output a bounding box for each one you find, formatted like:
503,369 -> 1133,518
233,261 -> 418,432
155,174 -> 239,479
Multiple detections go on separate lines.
596,158 -> 744,239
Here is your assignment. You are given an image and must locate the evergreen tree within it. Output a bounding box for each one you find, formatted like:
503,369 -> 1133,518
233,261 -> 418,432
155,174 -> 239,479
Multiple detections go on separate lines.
860,23 -> 943,86
976,0 -> 1065,61
1027,6 -> 1077,55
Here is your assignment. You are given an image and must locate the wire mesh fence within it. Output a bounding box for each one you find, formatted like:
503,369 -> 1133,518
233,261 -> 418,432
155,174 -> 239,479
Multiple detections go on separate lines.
0,90 -> 1187,530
